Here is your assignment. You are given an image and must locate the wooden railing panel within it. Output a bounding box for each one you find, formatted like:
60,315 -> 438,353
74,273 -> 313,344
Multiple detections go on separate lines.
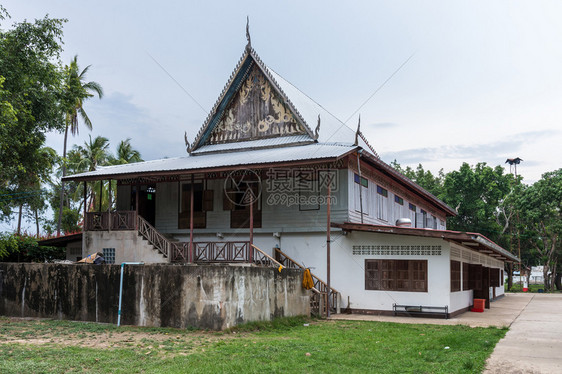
111,211 -> 136,230
193,242 -> 251,263
274,247 -> 338,315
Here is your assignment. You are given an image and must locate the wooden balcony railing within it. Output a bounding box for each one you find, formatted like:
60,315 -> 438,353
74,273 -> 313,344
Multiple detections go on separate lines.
84,211 -> 285,271
85,211 -> 136,231
193,241 -> 251,262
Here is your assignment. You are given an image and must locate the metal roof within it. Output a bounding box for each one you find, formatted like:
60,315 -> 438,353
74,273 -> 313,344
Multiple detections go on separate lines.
63,143 -> 358,181
192,135 -> 313,154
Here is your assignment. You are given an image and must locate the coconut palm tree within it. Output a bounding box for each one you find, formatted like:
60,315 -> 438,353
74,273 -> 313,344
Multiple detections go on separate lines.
57,56 -> 103,235
72,135 -> 110,212
109,138 -> 143,165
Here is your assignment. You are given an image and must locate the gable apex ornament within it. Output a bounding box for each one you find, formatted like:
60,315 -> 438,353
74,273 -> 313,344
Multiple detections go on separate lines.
245,16 -> 251,51
184,131 -> 192,155
314,114 -> 320,141
354,115 -> 361,146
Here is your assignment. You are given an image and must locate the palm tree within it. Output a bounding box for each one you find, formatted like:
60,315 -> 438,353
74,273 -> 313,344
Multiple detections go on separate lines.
72,135 -> 110,212
57,56 -> 103,235
75,135 -> 110,172
109,138 -> 143,165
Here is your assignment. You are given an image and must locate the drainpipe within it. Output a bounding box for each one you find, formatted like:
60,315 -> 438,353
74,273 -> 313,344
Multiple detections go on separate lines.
117,262 -> 144,327
357,150 -> 364,224
326,174 -> 332,317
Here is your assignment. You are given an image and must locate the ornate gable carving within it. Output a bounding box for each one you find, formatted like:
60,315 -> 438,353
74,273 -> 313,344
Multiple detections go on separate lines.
207,64 -> 307,144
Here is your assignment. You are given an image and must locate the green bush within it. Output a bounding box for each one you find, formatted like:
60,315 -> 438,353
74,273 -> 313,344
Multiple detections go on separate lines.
0,233 -> 65,262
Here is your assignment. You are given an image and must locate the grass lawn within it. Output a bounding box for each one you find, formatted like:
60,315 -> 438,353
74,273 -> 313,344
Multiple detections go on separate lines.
0,316 -> 506,373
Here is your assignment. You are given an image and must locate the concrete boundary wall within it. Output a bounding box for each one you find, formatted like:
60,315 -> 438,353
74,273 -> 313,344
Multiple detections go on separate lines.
0,263 -> 309,330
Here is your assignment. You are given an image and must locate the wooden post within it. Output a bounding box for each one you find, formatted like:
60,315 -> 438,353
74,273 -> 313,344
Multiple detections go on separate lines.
135,182 -> 140,230
108,179 -> 112,232
99,180 -> 103,212
326,173 -> 332,317
249,189 -> 254,263
83,181 -> 87,231
189,174 -> 194,263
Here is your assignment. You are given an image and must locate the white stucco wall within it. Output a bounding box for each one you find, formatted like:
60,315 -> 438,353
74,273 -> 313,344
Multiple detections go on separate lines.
85,231 -> 168,264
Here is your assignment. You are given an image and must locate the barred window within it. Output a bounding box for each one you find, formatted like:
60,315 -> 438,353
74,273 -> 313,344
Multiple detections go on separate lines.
365,259 -> 427,292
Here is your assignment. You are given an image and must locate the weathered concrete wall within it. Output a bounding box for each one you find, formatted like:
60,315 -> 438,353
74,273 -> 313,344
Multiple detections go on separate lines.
84,231 -> 168,264
0,263 -> 309,330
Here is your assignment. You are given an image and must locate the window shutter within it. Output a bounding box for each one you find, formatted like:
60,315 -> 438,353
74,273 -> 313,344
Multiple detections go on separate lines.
203,190 -> 214,211
223,190 -> 234,210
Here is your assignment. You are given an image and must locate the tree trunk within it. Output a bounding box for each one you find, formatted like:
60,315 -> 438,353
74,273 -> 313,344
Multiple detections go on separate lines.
17,204 -> 23,235
35,209 -> 40,238
555,271 -> 562,291
543,264 -> 551,292
57,125 -> 69,236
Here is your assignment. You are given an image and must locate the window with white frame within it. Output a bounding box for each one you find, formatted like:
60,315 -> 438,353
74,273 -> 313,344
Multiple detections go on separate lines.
353,173 -> 369,215
393,194 -> 404,221
408,203 -> 416,223
376,185 -> 388,221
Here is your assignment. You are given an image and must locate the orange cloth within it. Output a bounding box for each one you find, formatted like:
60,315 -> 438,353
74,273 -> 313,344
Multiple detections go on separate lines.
302,268 -> 314,290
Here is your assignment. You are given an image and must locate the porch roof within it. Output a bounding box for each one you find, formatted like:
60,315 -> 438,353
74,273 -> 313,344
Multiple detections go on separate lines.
332,222 -> 520,262
63,143 -> 357,182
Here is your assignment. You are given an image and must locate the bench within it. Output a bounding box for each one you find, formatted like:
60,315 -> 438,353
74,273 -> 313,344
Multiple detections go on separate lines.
393,303 -> 448,319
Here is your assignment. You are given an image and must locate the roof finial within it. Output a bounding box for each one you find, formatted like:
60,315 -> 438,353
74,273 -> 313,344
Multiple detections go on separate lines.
354,115 -> 361,146
314,115 -> 321,141
184,131 -> 192,155
246,16 -> 251,51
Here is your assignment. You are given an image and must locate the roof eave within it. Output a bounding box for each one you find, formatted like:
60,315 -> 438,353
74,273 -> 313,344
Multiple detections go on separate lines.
62,149 -> 356,183
359,150 -> 457,217
332,222 -> 519,262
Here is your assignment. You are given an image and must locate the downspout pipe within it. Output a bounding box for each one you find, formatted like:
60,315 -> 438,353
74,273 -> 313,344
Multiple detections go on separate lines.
117,262 -> 144,327
357,149 -> 364,224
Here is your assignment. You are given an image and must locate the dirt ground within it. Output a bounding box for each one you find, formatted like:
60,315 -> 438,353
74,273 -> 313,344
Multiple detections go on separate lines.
0,317 -> 228,355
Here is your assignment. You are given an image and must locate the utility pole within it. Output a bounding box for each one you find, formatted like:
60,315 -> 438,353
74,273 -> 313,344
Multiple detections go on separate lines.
505,157 -> 523,290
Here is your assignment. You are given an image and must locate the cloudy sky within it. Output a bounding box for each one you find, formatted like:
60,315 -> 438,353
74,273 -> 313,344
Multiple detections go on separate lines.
3,1 -> 561,184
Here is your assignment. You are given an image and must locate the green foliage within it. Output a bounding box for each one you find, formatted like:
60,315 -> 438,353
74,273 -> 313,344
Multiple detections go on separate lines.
0,233 -> 64,262
108,138 -> 144,165
442,163 -> 515,242
0,12 -> 67,218
515,169 -> 562,291
391,160 -> 444,197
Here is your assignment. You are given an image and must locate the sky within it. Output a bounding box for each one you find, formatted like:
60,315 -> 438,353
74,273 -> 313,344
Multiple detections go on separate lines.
2,0 -> 562,231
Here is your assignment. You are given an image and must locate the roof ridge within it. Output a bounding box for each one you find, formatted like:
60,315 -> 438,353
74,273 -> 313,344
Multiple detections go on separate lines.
190,49 -> 250,151
248,48 -> 315,140
265,65 -> 348,127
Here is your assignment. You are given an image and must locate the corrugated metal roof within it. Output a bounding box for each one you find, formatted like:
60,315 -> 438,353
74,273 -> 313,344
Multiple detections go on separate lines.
192,135 -> 313,154
63,143 -> 357,181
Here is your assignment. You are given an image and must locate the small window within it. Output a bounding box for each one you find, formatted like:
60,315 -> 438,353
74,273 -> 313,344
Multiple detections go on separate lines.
103,248 -> 116,264
420,209 -> 427,214
354,173 -> 368,187
394,195 -> 404,205
409,203 -> 416,211
365,259 -> 427,292
376,185 -> 388,197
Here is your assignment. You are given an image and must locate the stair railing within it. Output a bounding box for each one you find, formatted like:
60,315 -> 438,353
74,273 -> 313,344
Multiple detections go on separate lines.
136,215 -> 172,259
274,247 -> 338,315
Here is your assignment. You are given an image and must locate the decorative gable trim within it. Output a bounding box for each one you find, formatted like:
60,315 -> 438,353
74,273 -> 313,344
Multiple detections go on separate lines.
190,47 -> 316,152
